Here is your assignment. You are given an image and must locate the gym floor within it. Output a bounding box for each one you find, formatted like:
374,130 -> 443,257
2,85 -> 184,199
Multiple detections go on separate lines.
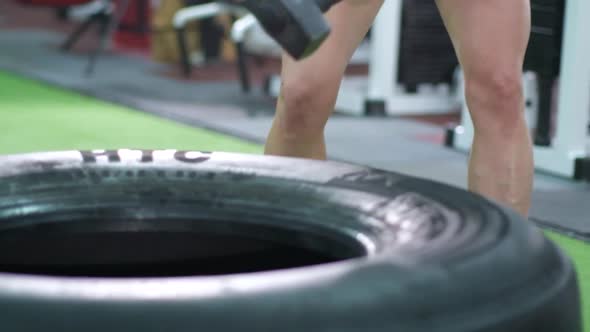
0,1 -> 588,330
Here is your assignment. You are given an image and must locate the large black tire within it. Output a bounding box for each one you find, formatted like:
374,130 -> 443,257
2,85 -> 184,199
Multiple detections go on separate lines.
0,150 -> 581,332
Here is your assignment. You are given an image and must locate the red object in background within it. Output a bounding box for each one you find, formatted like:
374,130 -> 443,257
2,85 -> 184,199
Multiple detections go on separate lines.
16,0 -> 92,6
17,0 -> 152,55
113,0 -> 152,53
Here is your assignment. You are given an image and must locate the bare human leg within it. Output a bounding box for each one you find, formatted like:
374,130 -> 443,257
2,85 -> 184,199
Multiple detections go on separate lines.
436,0 -> 533,216
264,1 -> 383,159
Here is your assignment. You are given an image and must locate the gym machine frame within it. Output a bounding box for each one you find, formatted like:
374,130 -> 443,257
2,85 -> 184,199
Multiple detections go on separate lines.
173,3 -> 247,78
446,0 -> 590,181
266,0 -> 461,116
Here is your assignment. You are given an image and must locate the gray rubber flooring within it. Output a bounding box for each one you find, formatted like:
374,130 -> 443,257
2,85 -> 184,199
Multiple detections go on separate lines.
0,30 -> 588,238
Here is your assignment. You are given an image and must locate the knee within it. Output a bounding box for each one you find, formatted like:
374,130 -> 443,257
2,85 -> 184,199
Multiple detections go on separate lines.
465,67 -> 525,131
278,75 -> 338,139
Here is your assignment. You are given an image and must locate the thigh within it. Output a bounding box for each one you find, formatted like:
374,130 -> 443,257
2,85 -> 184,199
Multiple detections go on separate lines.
280,1 -> 384,85
435,0 -> 531,77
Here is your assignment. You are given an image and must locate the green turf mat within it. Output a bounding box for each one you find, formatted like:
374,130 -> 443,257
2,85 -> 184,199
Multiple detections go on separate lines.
546,231 -> 589,331
0,71 -> 263,155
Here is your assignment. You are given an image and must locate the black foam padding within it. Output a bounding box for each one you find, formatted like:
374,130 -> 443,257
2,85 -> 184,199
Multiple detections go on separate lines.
524,0 -> 565,77
398,0 -> 458,88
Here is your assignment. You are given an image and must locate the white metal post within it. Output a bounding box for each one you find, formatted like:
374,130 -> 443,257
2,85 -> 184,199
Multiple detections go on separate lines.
551,0 -> 589,152
367,0 -> 402,102
533,0 -> 590,177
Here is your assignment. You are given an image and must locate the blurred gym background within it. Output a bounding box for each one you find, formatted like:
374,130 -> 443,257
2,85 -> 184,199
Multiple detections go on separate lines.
0,0 -> 587,328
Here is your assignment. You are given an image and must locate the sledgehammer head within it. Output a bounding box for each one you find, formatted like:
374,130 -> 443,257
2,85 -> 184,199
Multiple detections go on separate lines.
226,0 -> 341,59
